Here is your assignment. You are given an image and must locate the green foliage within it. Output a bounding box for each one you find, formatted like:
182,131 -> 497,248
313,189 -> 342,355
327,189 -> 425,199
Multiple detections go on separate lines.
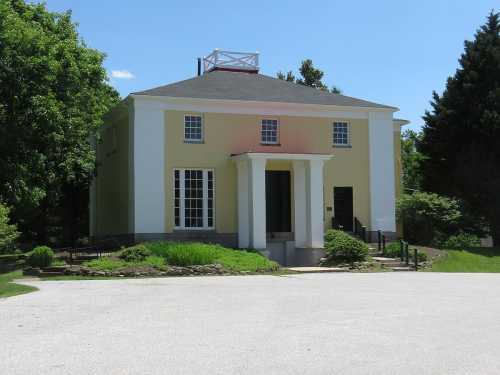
401,130 -> 424,191
384,242 -> 427,262
119,244 -> 151,262
324,230 -> 369,263
431,248 -> 500,272
419,12 -> 500,245
0,0 -> 119,243
147,242 -> 217,266
27,246 -> 54,268
84,257 -> 126,271
277,59 -> 341,93
84,255 -> 166,271
440,233 -> 481,250
145,242 -> 279,272
0,203 -> 19,254
397,192 -> 462,245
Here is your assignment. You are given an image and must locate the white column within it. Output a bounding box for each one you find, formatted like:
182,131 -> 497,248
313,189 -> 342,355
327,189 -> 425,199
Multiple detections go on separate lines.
306,159 -> 325,248
368,111 -> 396,232
236,160 -> 250,248
249,156 -> 266,249
132,99 -> 166,234
293,161 -> 307,248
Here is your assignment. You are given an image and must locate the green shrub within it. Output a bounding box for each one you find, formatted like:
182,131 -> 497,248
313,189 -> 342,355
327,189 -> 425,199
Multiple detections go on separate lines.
397,192 -> 462,245
324,230 -> 369,263
145,242 -> 279,272
147,242 -> 217,266
84,257 -> 126,271
384,242 -> 427,262
0,203 -> 20,254
440,233 -> 481,250
84,255 -> 166,271
27,246 -> 54,268
119,244 -> 151,262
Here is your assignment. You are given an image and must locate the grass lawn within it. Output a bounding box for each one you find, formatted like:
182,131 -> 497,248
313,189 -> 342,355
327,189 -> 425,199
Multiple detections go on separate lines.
81,242 -> 279,274
145,242 -> 279,272
431,247 -> 500,272
0,270 -> 38,298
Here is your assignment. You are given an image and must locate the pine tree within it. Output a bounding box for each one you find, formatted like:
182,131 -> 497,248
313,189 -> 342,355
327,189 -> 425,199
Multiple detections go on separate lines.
420,11 -> 500,245
277,59 -> 342,93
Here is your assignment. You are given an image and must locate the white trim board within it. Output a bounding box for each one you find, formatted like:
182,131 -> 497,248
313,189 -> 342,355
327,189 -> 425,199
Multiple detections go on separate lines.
131,95 -> 398,120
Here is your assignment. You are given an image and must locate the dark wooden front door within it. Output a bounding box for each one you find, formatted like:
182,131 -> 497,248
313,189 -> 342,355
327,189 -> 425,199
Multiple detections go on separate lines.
334,187 -> 353,231
265,171 -> 291,233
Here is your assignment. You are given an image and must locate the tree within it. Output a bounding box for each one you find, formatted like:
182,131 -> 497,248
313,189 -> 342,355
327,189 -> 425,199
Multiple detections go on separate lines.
397,192 -> 462,245
276,71 -> 295,82
296,59 -> 328,90
277,59 -> 342,93
401,129 -> 424,191
0,202 -> 19,254
419,12 -> 500,245
0,0 -> 119,244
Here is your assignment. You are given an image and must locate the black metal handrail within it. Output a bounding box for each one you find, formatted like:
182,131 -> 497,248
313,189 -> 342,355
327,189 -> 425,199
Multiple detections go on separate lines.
353,217 -> 367,242
399,239 -> 419,270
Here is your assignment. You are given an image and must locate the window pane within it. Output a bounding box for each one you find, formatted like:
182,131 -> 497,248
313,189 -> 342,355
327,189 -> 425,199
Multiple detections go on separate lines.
185,116 -> 202,141
333,122 -> 349,145
261,119 -> 279,144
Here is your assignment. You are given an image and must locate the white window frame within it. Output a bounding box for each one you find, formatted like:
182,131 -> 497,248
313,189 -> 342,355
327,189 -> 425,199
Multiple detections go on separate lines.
184,115 -> 204,143
332,121 -> 351,147
261,118 -> 280,145
173,168 -> 215,230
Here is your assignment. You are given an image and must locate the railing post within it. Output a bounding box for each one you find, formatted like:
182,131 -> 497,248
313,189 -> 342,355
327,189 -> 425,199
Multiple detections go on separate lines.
377,230 -> 382,253
400,240 -> 404,261
414,248 -> 418,271
382,235 -> 386,255
362,226 -> 366,243
405,242 -> 409,266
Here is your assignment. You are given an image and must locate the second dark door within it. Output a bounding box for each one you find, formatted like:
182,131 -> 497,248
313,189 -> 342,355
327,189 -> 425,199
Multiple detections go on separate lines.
333,187 -> 353,231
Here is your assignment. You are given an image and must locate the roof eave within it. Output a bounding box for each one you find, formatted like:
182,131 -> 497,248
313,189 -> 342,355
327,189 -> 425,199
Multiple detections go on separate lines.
130,94 -> 399,113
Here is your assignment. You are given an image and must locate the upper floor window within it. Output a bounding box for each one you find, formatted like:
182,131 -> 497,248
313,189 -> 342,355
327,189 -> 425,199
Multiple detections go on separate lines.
333,121 -> 350,147
261,119 -> 279,144
184,115 -> 203,142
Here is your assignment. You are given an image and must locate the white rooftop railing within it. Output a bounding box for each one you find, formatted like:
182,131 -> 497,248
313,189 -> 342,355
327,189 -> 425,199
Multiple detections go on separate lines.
203,50 -> 259,73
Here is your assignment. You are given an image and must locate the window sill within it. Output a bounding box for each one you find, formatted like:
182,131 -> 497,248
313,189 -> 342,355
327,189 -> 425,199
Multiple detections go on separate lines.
260,143 -> 281,146
184,140 -> 204,144
332,144 -> 352,148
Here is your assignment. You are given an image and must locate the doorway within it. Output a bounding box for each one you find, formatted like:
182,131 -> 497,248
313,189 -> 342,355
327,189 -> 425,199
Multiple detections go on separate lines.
265,171 -> 291,233
333,187 -> 353,231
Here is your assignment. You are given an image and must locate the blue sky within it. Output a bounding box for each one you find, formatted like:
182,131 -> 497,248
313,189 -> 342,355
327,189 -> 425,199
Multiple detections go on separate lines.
41,0 -> 498,131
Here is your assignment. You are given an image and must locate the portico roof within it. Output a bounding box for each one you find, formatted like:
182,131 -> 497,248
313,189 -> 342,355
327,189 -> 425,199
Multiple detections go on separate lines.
230,152 -> 333,161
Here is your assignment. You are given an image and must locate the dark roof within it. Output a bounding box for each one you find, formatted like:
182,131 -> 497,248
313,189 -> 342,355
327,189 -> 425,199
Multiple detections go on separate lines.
133,70 -> 396,109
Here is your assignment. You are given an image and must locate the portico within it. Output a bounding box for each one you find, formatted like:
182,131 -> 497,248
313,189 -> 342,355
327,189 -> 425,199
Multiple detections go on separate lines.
231,152 -> 333,251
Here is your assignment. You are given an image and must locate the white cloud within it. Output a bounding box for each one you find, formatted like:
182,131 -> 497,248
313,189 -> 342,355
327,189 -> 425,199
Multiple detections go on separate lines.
110,70 -> 135,79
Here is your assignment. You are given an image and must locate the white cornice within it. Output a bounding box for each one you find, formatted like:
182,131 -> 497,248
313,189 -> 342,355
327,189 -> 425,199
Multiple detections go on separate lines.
129,94 -> 398,120
231,152 -> 334,162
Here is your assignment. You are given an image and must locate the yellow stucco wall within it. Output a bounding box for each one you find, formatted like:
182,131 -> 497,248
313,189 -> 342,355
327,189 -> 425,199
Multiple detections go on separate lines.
164,111 -> 372,234
94,106 -> 130,235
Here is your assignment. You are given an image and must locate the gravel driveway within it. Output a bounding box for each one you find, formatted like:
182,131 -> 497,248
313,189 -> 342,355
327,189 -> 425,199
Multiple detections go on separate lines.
1,273 -> 500,375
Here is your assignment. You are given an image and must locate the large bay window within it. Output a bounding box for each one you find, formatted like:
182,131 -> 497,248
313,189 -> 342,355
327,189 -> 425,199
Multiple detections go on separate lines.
174,169 -> 214,229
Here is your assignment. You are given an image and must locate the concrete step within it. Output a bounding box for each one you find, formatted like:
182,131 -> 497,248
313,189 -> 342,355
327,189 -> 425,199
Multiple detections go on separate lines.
286,267 -> 347,273
391,266 -> 414,272
371,257 -> 415,271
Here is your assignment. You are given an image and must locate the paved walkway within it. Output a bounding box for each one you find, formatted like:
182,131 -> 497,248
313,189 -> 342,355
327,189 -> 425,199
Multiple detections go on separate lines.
2,273 -> 500,374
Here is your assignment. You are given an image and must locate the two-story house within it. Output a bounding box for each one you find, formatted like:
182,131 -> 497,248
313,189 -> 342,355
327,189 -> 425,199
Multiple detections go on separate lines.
91,50 -> 407,265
